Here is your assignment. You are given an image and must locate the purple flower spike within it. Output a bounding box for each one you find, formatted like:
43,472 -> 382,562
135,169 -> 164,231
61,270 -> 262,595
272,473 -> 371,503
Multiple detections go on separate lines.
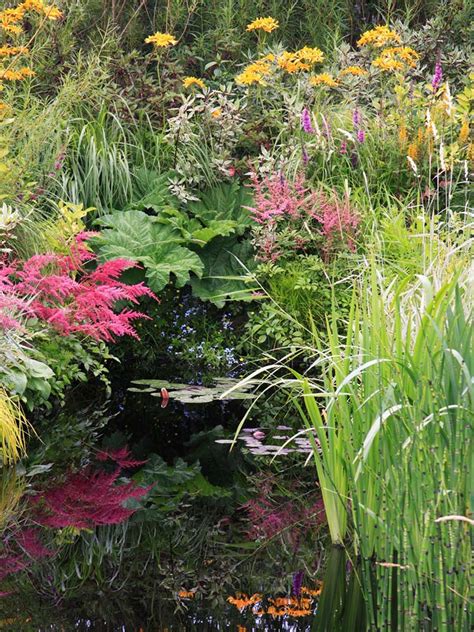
292,570 -> 304,597
301,107 -> 314,133
302,147 -> 309,165
432,61 -> 442,91
352,108 -> 361,128
357,129 -> 365,143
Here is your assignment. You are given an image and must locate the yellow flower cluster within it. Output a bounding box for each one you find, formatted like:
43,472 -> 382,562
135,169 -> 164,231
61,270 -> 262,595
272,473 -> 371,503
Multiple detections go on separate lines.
236,59 -> 272,85
182,76 -> 206,89
246,17 -> 279,33
0,46 -> 28,57
458,119 -> 470,145
339,65 -> 368,77
310,72 -> 339,87
0,67 -> 35,81
144,32 -> 177,48
277,47 -> 324,73
357,25 -> 401,48
373,46 -> 419,72
296,46 -> 325,65
0,1 -> 62,35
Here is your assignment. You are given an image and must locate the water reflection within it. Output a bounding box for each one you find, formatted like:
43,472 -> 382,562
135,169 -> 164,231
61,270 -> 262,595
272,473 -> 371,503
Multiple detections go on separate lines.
0,375 -> 364,631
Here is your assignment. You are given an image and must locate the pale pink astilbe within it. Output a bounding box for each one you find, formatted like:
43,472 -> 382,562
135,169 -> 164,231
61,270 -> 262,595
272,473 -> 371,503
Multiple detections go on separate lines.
246,172 -> 317,225
31,467 -> 151,529
0,234 -> 157,341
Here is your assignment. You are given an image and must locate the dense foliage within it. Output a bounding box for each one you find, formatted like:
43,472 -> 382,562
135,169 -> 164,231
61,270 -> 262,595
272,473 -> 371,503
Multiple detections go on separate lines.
0,0 -> 472,629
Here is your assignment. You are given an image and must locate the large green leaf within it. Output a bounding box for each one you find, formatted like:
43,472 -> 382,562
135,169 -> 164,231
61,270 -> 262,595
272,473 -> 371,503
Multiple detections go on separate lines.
190,237 -> 257,307
187,181 -> 253,236
95,210 -> 203,292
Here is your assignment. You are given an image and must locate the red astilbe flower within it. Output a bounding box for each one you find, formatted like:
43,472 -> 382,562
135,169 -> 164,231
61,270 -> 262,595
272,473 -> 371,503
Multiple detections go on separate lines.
0,233 -> 156,341
241,477 -> 326,549
0,554 -> 28,582
96,445 -> 147,469
31,467 -> 150,529
14,528 -> 54,560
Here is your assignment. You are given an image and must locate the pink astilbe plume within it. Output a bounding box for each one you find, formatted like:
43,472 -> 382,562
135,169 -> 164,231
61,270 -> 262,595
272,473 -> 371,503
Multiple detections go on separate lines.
31,467 -> 151,529
0,234 -> 157,341
313,192 -> 360,261
247,171 -> 360,262
246,172 -> 316,224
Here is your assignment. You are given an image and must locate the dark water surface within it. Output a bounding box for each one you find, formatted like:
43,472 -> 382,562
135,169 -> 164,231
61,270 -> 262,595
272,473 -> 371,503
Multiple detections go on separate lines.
0,363 -> 365,632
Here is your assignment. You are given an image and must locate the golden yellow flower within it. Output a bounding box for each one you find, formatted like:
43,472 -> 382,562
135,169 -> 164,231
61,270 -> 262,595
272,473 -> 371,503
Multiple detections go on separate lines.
458,119 -> 470,145
372,46 -> 419,72
145,32 -> 177,48
277,51 -> 309,73
407,142 -> 419,161
211,108 -> 222,118
398,124 -> 408,146
0,7 -> 26,35
384,46 -> 419,67
235,60 -> 272,85
295,46 -> 324,65
339,65 -> 368,77
42,5 -> 63,20
246,16 -> 279,33
357,25 -> 401,48
0,46 -> 28,57
372,55 -> 404,72
182,76 -> 206,89
0,67 -> 35,81
15,0 -> 62,20
310,72 -> 339,87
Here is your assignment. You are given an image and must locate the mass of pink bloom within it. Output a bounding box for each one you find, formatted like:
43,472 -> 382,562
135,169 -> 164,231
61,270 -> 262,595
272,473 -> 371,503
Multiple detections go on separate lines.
31,466 -> 151,529
247,172 -> 360,262
246,172 -> 317,224
0,233 -> 156,341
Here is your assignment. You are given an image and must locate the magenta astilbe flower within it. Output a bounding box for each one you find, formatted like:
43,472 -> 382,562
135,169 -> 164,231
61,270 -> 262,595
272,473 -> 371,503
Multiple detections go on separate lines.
96,446 -> 147,469
301,107 -> 314,133
31,467 -> 151,529
357,129 -> 365,143
15,528 -> 53,559
432,61 -> 442,91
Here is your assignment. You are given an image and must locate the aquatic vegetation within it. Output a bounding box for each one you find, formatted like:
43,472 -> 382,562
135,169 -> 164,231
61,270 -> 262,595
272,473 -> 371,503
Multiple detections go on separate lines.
0,1 -> 471,628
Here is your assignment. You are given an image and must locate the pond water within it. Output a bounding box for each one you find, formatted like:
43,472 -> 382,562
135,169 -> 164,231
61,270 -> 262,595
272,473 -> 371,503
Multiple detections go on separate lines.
0,363 -> 365,631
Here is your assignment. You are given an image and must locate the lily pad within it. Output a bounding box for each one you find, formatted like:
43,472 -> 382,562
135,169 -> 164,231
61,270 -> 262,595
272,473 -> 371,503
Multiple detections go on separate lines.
129,378 -> 256,404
